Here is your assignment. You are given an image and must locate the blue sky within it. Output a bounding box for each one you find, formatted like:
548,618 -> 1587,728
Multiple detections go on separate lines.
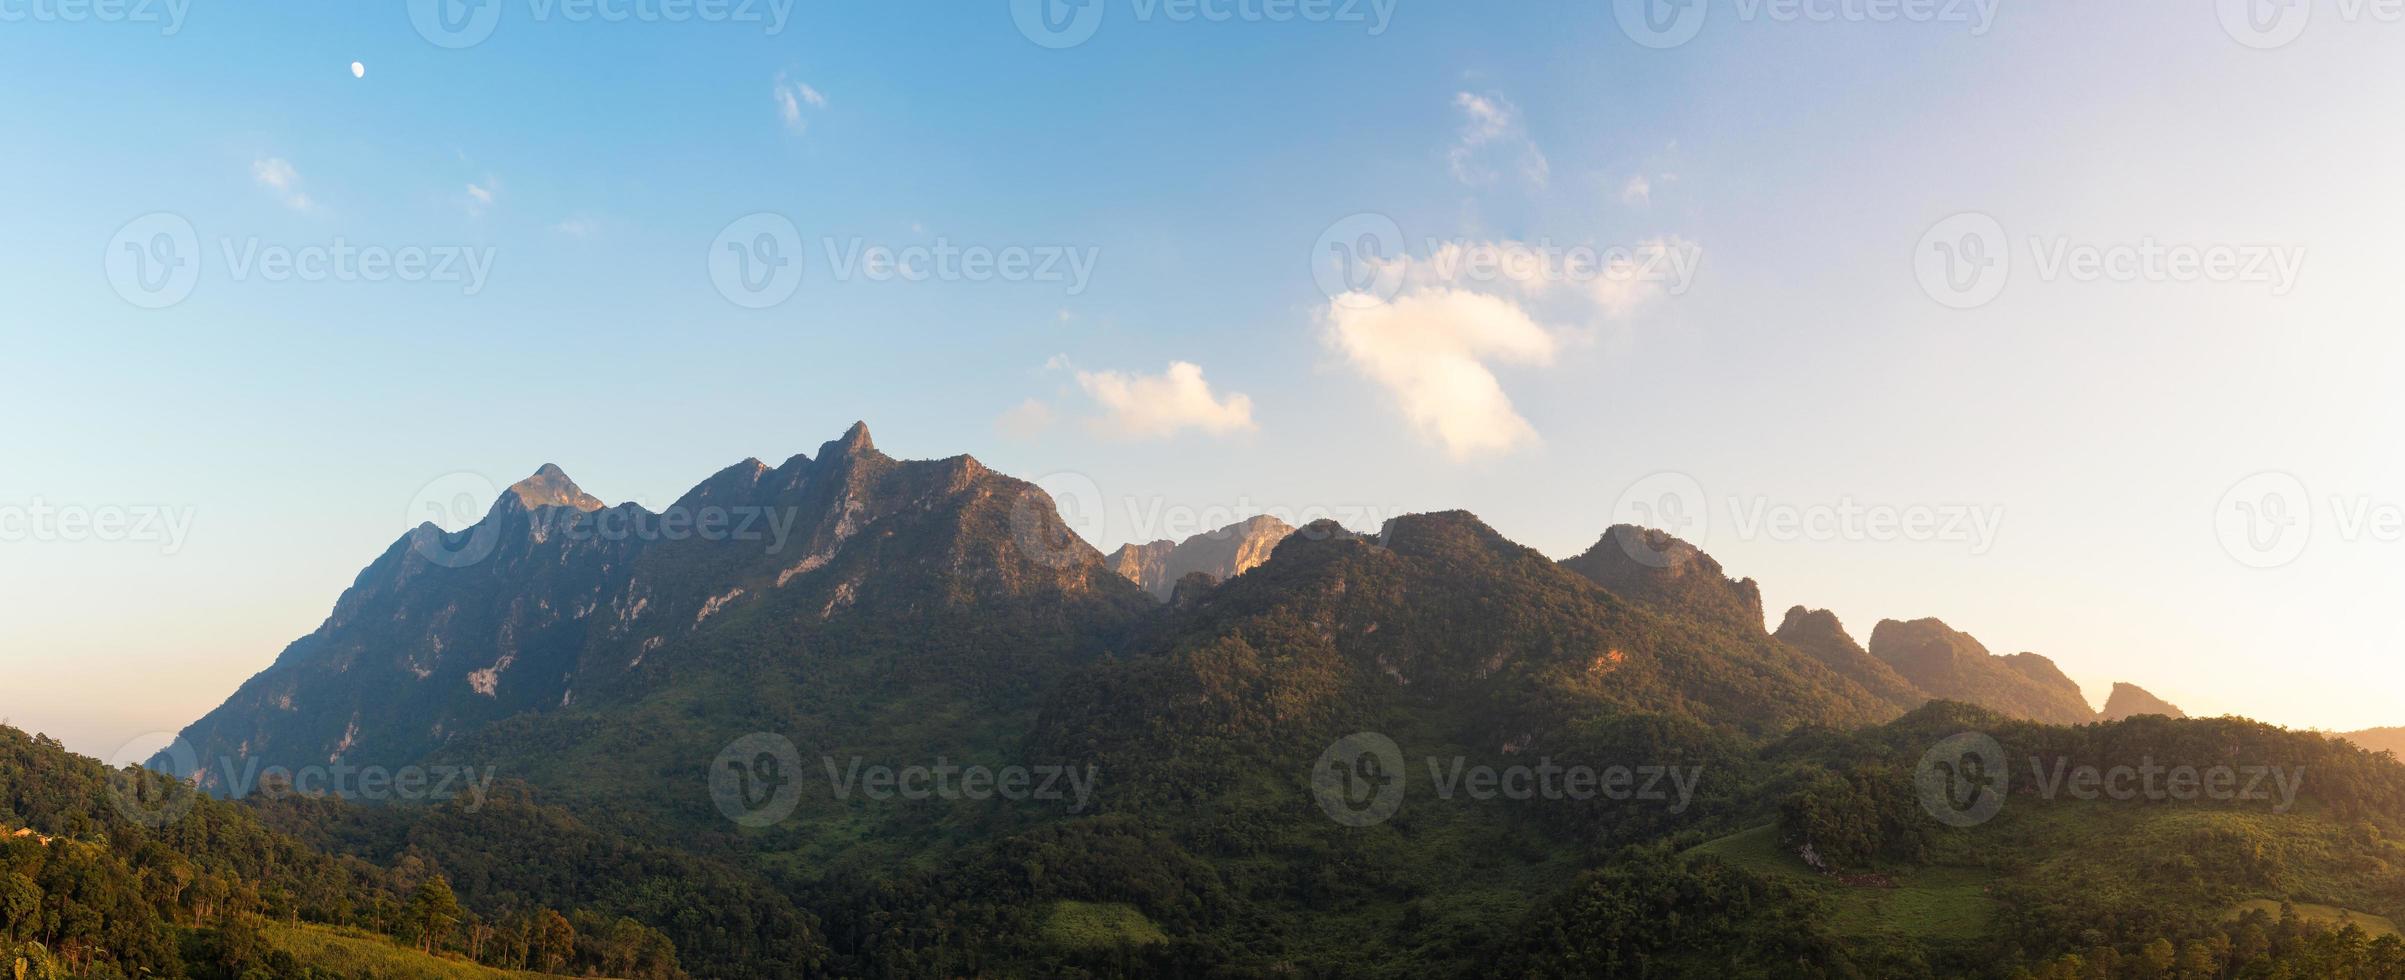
5,2 -> 2404,759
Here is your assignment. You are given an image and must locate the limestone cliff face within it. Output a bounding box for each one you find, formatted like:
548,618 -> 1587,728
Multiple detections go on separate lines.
1773,607 -> 1927,711
158,422 -> 1152,786
2099,682 -> 2186,721
1560,525 -> 1766,631
1866,618 -> 2096,725
1106,515 -> 1296,600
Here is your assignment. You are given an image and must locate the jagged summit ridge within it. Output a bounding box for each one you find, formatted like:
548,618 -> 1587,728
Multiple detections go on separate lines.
1561,524 -> 1766,630
503,463 -> 605,512
1867,617 -> 2095,725
159,420 -> 1146,785
1106,514 -> 1295,600
2100,682 -> 2187,720
1773,606 -> 1928,711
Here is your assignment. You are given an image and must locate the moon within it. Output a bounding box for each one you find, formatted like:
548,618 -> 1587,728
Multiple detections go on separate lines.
350,61 -> 365,79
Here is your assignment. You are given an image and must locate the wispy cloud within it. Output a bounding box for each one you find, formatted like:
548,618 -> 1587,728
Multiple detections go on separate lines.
1072,361 -> 1257,439
774,72 -> 828,134
1619,174 -> 1651,207
251,157 -> 314,211
466,177 -> 500,216
1449,92 -> 1548,188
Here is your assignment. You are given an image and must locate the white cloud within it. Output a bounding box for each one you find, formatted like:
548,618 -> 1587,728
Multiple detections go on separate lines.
554,217 -> 600,238
1619,175 -> 1652,207
1073,361 -> 1257,439
1319,235 -> 1704,459
1323,288 -> 1558,460
774,73 -> 827,133
1586,236 -> 1699,317
1449,92 -> 1549,188
995,398 -> 1057,440
250,157 -> 313,211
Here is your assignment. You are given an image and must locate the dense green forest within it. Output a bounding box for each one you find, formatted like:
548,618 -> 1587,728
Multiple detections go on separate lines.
0,726 -> 684,980
22,695 -> 2405,977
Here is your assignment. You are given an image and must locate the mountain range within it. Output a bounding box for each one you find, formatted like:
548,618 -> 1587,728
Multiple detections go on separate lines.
162,427 -> 2155,796
7,421 -> 2383,977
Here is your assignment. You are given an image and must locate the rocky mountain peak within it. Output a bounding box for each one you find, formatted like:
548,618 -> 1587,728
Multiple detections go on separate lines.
819,421 -> 876,459
1775,606 -> 1852,647
2100,682 -> 2187,721
502,464 -> 605,512
1773,606 -> 1928,711
1107,514 -> 1296,599
1562,524 -> 1765,629
1867,617 -> 2095,725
